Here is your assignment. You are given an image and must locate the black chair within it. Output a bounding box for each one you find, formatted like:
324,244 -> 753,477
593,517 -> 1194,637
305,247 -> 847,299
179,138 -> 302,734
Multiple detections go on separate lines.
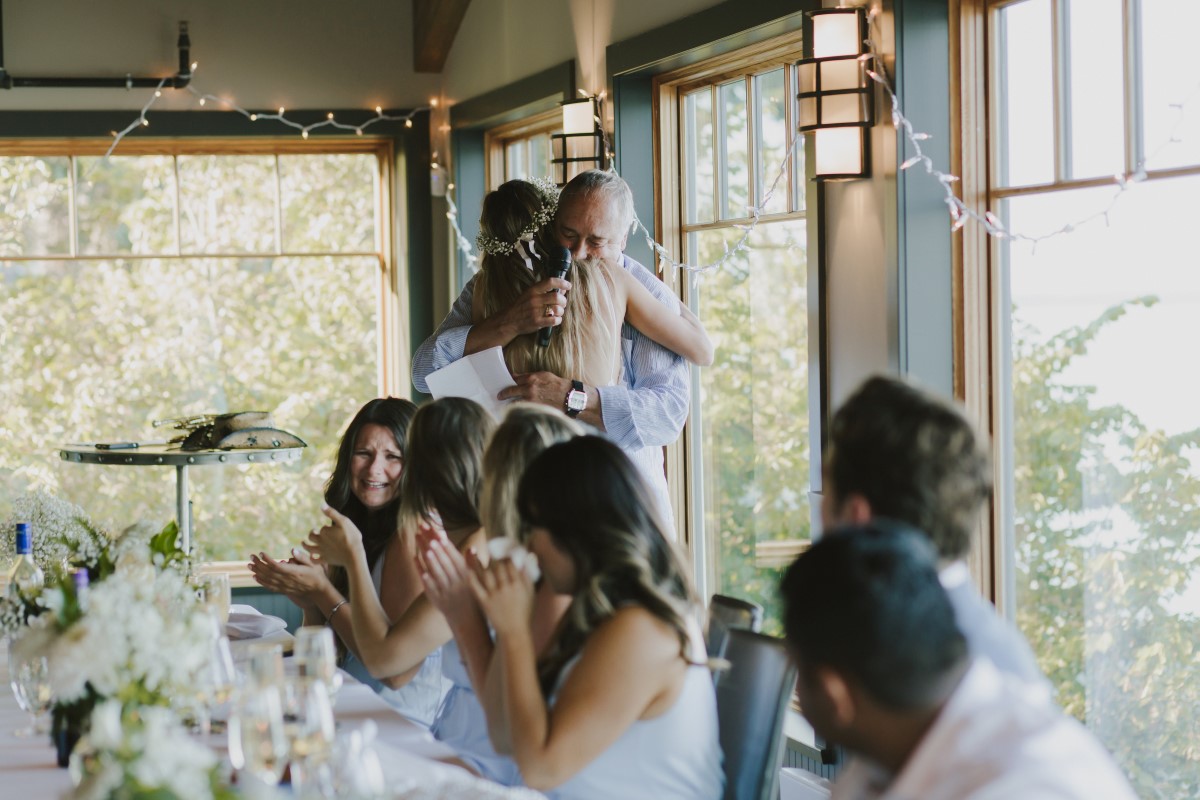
714,628 -> 797,800
706,594 -> 764,658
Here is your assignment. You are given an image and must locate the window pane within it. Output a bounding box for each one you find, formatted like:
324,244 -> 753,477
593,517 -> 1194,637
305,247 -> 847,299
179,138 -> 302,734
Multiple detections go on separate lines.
997,0 -> 1054,186
693,220 -> 810,634
529,133 -> 552,181
505,140 -> 528,182
0,157 -> 70,256
719,79 -> 750,219
280,154 -> 377,252
0,255 -> 379,562
76,155 -> 177,254
178,155 -> 277,253
684,88 -> 715,224
755,68 -> 791,216
1142,0 -> 1200,170
1067,0 -> 1123,179
1004,175 -> 1200,797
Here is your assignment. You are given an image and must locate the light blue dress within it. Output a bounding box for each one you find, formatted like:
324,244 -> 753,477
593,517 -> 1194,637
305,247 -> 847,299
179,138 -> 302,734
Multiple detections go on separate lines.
430,639 -> 523,785
339,555 -> 450,729
544,633 -> 724,800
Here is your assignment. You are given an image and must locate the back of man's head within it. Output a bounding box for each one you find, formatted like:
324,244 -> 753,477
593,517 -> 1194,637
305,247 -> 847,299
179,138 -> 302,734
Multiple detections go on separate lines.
826,375 -> 991,560
558,169 -> 634,233
782,525 -> 968,712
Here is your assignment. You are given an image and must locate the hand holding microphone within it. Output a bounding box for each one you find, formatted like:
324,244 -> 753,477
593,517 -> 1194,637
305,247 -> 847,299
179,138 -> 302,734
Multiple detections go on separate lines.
537,245 -> 573,347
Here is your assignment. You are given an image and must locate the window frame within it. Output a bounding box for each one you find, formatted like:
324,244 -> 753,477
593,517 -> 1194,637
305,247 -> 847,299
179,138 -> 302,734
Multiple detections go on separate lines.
483,109 -> 562,190
0,135 -> 404,584
653,29 -> 813,600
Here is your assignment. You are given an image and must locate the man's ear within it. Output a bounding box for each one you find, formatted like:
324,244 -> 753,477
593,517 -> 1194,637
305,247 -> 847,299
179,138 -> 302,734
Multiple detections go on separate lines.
814,665 -> 858,728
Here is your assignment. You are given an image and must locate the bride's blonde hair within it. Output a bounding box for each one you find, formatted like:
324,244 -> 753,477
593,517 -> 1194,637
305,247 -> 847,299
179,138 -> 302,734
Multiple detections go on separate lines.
474,180 -> 620,383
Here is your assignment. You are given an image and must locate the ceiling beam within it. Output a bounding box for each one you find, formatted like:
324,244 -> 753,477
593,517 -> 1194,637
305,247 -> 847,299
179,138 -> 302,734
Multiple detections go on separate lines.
413,0 -> 472,74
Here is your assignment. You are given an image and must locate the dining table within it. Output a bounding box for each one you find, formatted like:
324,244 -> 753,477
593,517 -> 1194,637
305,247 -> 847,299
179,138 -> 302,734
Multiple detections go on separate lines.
0,635 -> 545,799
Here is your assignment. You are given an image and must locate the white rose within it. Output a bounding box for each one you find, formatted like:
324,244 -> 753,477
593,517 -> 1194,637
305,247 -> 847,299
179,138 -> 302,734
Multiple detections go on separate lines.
89,700 -> 124,750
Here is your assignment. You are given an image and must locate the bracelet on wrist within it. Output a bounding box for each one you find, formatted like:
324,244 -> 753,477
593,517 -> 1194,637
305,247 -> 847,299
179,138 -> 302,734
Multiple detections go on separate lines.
327,599 -> 349,621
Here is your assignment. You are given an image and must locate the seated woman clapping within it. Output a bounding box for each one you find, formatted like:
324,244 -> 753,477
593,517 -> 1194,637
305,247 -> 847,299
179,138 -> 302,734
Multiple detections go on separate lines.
417,403 -> 582,784
302,398 -> 494,723
469,436 -> 724,799
249,398 -> 445,726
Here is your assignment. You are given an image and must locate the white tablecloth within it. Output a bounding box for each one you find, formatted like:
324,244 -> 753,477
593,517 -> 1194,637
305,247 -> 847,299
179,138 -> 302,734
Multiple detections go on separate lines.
0,639 -> 543,799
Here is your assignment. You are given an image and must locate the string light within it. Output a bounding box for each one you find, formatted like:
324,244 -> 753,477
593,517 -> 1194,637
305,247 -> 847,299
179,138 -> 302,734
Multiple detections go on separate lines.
102,69 -> 430,159
859,6 -> 1200,247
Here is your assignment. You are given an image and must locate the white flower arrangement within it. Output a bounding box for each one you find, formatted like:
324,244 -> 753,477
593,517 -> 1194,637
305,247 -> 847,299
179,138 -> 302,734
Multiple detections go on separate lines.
1,490 -> 103,572
12,555 -> 214,708
475,177 -> 560,257
69,701 -> 232,800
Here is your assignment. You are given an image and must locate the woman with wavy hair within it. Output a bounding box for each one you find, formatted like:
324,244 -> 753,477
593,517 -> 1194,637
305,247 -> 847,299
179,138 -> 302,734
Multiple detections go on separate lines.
472,178 -> 713,390
303,397 -> 495,726
469,435 -> 723,799
249,397 -> 446,725
418,403 -> 583,784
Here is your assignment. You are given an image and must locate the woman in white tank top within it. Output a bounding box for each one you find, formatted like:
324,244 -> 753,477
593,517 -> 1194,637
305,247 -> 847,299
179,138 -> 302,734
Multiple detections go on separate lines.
470,436 -> 724,799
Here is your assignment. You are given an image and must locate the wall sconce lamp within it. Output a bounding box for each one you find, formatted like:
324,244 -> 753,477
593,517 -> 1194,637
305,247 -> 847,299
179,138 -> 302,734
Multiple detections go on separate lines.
797,8 -> 873,180
552,97 -> 604,186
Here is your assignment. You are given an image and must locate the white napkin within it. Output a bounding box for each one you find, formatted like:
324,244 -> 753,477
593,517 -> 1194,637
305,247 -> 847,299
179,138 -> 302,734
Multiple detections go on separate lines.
487,537 -> 541,583
225,610 -> 288,640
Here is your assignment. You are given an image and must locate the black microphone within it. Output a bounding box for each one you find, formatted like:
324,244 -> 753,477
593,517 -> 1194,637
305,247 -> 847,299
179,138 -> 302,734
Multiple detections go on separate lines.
537,245 -> 572,347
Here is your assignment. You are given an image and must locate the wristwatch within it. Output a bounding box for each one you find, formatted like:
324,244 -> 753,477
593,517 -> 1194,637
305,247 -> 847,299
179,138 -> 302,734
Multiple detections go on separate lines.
565,380 -> 587,418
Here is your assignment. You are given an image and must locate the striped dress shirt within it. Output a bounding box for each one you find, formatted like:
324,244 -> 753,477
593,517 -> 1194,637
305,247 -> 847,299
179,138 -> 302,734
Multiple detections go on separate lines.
410,254 -> 690,530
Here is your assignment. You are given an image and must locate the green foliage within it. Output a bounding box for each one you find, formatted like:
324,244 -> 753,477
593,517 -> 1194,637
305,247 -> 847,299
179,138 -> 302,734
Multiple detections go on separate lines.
1013,296 -> 1200,798
696,220 -> 810,634
0,152 -> 382,563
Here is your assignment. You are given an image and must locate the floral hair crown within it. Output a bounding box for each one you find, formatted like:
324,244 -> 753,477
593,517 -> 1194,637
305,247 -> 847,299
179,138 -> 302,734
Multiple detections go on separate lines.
475,177 -> 560,258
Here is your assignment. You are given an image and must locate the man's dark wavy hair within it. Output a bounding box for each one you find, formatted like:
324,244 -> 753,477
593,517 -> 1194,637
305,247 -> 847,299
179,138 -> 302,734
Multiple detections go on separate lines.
827,375 -> 991,560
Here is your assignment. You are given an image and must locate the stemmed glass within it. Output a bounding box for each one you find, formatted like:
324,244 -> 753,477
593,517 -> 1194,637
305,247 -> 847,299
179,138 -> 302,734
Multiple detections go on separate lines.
8,648 -> 52,737
228,684 -> 289,789
198,572 -> 231,632
194,623 -> 238,737
293,626 -> 342,700
282,677 -> 336,798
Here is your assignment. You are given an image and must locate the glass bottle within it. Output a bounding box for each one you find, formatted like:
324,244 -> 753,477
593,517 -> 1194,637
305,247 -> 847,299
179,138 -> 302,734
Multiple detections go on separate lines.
7,523 -> 45,598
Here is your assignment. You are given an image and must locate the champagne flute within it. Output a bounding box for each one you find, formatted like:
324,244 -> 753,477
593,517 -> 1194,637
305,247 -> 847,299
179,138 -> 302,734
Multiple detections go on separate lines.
228,684 -> 289,787
293,626 -> 342,700
195,629 -> 238,737
198,572 -> 231,632
282,677 -> 336,796
8,649 -> 52,737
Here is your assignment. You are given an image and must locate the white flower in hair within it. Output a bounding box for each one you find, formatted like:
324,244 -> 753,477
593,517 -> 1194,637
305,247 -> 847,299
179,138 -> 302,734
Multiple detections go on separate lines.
475,177 -> 560,258
487,537 -> 541,583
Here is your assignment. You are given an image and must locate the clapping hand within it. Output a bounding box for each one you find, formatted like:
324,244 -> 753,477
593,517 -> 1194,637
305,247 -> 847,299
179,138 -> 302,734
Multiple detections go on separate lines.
417,522 -> 486,626
302,504 -> 365,568
470,557 -> 535,639
248,548 -> 330,611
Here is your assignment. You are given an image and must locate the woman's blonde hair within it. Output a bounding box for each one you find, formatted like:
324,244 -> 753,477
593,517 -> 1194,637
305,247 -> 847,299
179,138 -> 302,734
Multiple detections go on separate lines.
396,398 -> 495,545
479,404 -> 584,541
517,436 -> 702,693
474,180 -> 620,383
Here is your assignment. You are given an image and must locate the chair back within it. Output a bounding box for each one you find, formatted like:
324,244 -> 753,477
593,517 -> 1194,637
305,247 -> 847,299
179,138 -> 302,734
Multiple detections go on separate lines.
706,594 -> 764,657
714,629 -> 797,800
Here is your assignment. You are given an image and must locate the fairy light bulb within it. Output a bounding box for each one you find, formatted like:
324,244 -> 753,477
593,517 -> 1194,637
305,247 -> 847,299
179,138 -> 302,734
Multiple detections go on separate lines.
405,119 -> 413,128
249,113 -> 258,121
198,97 -> 206,106
301,130 -> 309,139
375,106 -> 383,115
278,107 -> 285,115
327,112 -> 335,120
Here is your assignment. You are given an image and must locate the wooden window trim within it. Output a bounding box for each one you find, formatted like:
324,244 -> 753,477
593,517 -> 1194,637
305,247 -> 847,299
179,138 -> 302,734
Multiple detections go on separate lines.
483,109 -> 561,189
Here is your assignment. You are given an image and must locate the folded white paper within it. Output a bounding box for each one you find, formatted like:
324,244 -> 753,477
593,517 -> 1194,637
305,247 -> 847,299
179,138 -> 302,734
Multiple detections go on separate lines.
226,611 -> 288,640
487,536 -> 541,583
424,346 -> 516,417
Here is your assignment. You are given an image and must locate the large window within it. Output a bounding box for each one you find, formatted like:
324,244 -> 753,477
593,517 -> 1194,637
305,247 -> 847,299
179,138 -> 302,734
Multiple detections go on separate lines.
0,140 -> 399,563
485,111 -> 558,189
987,1 -> 1200,794
659,36 -> 811,633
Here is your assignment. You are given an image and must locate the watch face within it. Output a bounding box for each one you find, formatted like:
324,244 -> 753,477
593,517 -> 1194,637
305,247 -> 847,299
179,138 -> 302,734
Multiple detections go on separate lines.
567,390 -> 587,412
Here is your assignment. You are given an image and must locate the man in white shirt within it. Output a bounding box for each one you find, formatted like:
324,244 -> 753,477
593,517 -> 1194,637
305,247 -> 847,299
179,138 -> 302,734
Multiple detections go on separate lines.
821,375 -> 1046,688
412,170 -> 687,525
780,527 -> 1138,800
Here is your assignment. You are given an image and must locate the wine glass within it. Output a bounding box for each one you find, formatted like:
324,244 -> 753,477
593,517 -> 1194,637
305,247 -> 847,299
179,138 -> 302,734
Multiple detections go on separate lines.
282,677 -> 336,797
293,626 -> 342,700
195,628 -> 239,737
198,572 -> 231,631
8,649 -> 52,737
245,642 -> 285,689
228,684 -> 289,788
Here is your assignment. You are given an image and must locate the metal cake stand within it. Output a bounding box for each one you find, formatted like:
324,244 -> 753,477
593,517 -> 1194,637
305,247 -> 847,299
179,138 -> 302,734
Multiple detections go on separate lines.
58,444 -> 304,555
